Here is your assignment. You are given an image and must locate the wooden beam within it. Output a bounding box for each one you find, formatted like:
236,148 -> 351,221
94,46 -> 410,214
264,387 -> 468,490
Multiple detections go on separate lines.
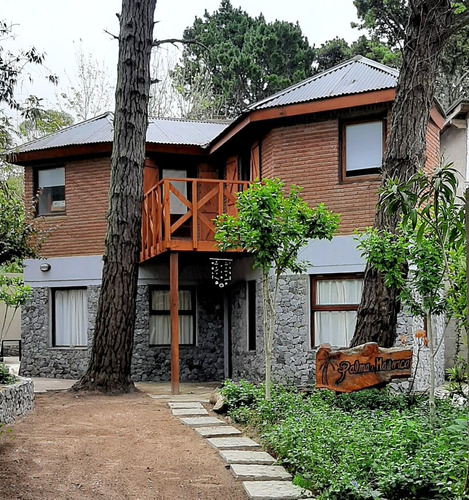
209,89 -> 396,154
170,252 -> 180,395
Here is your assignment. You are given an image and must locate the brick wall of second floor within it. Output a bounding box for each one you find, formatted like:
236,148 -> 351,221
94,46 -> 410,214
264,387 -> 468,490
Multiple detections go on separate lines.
24,156 -> 111,258
261,113 -> 441,235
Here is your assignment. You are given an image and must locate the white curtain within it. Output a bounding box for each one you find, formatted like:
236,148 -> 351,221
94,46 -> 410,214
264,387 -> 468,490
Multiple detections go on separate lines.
54,289 -> 87,347
315,278 -> 363,346
150,289 -> 194,345
315,311 -> 358,346
316,278 -> 363,305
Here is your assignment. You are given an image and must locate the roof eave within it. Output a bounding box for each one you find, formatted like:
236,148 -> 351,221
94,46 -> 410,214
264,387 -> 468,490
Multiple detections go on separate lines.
209,88 -> 396,154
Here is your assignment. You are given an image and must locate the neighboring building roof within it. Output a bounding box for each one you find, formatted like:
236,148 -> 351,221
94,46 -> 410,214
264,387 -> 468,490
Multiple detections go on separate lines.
248,56 -> 399,111
14,112 -> 230,154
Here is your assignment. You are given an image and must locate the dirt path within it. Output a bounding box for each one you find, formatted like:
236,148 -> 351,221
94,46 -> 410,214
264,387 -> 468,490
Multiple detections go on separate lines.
0,391 -> 247,499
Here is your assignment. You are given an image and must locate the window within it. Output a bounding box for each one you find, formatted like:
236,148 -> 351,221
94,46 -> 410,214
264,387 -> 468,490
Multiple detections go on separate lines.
247,280 -> 257,351
311,276 -> 363,347
343,120 -> 384,177
52,288 -> 88,347
37,167 -> 65,215
149,287 -> 195,345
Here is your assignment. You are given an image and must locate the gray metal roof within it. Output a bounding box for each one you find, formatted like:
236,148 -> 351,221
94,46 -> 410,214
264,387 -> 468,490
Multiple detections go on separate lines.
14,57 -> 398,156
15,113 -> 230,153
249,56 -> 399,111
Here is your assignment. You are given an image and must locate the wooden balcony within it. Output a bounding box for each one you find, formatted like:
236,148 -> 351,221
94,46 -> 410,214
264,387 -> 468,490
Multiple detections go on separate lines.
140,178 -> 250,262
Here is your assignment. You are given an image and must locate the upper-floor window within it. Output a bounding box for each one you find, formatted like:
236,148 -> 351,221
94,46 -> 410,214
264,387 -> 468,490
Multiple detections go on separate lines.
37,167 -> 65,215
342,120 -> 384,178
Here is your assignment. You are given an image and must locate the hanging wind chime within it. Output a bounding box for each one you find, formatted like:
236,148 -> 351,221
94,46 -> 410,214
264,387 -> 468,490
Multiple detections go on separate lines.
209,258 -> 233,288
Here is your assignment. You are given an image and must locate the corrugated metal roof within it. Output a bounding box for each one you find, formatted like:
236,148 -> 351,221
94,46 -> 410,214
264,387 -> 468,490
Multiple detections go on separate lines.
15,113 -> 230,153
249,56 -> 398,111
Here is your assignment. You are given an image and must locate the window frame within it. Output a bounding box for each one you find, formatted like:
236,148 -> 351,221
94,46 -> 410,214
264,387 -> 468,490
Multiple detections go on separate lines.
51,287 -> 88,348
247,280 -> 257,352
341,118 -> 386,181
310,274 -> 364,348
35,166 -> 66,216
149,285 -> 196,346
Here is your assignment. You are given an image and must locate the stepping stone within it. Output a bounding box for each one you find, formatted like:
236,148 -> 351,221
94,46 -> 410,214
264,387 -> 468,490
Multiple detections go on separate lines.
171,408 -> 208,416
168,402 -> 204,409
231,464 -> 292,481
220,450 -> 277,465
206,437 -> 261,450
179,416 -> 225,427
243,480 -> 313,500
195,425 -> 242,438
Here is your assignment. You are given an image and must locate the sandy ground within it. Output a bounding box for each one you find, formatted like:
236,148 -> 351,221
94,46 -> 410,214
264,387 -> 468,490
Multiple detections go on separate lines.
0,391 -> 247,500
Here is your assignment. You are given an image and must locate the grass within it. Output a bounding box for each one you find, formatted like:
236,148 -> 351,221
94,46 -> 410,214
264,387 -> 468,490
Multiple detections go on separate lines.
221,380 -> 469,499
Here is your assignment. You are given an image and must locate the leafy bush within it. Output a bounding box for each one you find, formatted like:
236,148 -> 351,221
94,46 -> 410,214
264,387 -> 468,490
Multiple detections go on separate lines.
222,381 -> 469,499
0,362 -> 15,384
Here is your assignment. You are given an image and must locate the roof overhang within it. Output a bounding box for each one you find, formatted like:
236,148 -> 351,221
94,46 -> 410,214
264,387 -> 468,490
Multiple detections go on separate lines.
209,88 -> 396,154
9,142 -> 209,166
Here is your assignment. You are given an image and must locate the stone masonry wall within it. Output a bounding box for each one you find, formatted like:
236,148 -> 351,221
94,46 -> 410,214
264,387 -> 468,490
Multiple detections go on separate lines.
0,378 -> 34,425
231,275 -> 314,386
21,285 -> 224,382
230,274 -> 445,392
132,285 -> 224,382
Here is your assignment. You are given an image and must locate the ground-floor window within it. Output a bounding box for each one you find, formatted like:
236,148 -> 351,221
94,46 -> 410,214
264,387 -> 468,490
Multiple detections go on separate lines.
311,275 -> 363,347
247,280 -> 257,351
52,288 -> 88,347
149,287 -> 196,345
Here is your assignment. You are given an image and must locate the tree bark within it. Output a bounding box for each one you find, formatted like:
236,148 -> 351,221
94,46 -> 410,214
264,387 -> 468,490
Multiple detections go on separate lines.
351,0 -> 454,348
72,0 -> 157,394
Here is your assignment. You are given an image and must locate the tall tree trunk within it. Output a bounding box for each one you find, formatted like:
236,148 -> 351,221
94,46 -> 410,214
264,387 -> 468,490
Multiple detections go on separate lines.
351,0 -> 454,348
72,0 -> 157,394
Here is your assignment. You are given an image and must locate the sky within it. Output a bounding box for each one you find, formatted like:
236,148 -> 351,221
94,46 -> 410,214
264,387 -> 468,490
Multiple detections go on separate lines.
3,0 -> 360,112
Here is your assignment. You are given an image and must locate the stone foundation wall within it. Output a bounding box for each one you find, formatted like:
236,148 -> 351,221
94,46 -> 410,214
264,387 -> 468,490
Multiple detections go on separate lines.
0,378 -> 34,425
231,275 -> 314,386
230,274 -> 445,393
132,285 -> 224,382
21,285 -> 224,382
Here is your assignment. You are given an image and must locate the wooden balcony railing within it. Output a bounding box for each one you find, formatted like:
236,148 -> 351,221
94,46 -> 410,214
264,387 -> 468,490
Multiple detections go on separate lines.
140,178 -> 250,261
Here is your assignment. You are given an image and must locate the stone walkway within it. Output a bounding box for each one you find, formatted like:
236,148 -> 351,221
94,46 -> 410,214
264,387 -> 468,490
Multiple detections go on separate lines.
169,401 -> 312,500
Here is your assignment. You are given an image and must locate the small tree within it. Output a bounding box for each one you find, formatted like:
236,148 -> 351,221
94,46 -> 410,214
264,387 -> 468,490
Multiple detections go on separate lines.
357,165 -> 466,424
215,179 -> 339,399
0,271 -> 31,354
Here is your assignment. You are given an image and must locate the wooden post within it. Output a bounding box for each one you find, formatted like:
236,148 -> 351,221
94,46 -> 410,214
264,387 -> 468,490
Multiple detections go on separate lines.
170,252 -> 180,395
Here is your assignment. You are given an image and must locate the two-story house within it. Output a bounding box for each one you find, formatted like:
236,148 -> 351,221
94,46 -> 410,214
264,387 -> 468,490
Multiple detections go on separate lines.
12,56 -> 445,388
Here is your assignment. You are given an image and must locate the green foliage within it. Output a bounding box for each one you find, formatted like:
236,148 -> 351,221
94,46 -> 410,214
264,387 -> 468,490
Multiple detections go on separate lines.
351,0 -> 469,107
175,0 -> 315,117
19,108 -> 73,141
215,179 -> 339,275
316,35 -> 401,73
221,381 -> 468,499
0,179 -> 41,265
359,165 -> 465,319
0,362 -> 15,384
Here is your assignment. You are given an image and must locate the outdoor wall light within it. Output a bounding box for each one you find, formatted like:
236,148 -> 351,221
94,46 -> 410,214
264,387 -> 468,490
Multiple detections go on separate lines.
40,263 -> 51,272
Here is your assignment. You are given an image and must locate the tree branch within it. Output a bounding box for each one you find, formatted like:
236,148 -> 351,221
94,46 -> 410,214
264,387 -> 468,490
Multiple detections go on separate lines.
152,38 -> 209,52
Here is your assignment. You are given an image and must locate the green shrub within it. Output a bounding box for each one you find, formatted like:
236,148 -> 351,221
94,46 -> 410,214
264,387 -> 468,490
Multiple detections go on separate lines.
222,381 -> 469,499
0,362 -> 15,384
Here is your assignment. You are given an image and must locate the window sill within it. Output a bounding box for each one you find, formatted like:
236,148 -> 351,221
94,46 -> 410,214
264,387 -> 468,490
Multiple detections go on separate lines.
341,173 -> 380,184
49,346 -> 87,350
37,213 -> 67,218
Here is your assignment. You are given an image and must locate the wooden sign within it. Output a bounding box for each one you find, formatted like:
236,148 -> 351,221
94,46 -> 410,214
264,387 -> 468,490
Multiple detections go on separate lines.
316,342 -> 412,393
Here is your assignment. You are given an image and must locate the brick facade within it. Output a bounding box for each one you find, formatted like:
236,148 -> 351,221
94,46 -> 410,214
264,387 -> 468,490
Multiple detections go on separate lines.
261,119 -> 381,234
24,156 -> 111,258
